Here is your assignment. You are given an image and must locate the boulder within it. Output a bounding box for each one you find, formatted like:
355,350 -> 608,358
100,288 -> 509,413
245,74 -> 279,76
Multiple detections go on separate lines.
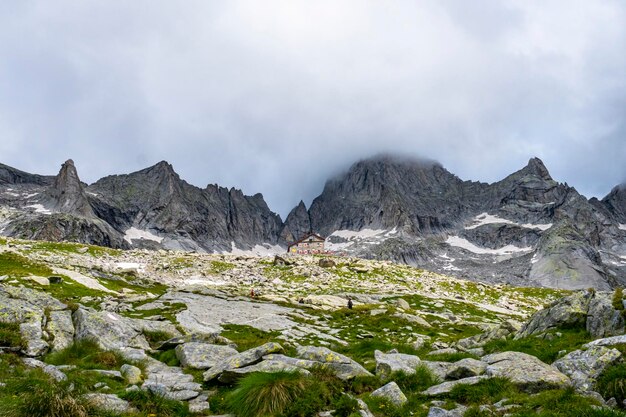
421,361 -> 453,380
553,346 -> 622,392
374,350 -> 421,378
83,393 -> 136,414
457,320 -> 521,349
446,358 -> 487,380
394,312 -> 431,328
143,358 -> 202,401
422,376 -> 489,396
318,258 -> 336,268
371,382 -> 407,406
120,364 -> 143,385
189,393 -> 211,413
218,360 -> 311,384
296,346 -> 372,380
482,351 -> 570,392
584,335 -> 626,348
395,298 -> 411,310
22,358 -> 66,382
586,295 -> 625,338
46,310 -> 74,352
20,318 -> 48,357
515,291 -> 593,339
175,342 -> 238,369
203,342 -> 283,381
73,308 -> 150,350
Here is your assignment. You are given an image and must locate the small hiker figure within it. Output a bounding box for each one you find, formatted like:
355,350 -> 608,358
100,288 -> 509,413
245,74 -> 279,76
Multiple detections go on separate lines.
298,297 -> 305,304
347,297 -> 353,310
250,288 -> 256,298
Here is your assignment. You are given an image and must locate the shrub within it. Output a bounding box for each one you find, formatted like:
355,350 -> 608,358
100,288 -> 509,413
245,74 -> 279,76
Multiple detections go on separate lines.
597,363 -> 626,406
227,371 -> 308,417
143,330 -> 174,349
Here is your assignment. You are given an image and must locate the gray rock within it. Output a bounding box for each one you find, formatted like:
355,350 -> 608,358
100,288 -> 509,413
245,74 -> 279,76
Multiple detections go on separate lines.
142,358 -> 202,401
585,335 -> 626,349
356,398 -> 376,417
22,358 -> 66,382
482,351 -> 570,392
421,361 -> 453,380
374,350 -> 421,378
553,346 -> 622,392
516,291 -> 593,339
175,342 -> 238,369
396,298 -> 411,310
586,294 -> 625,338
446,358 -> 487,380
83,393 -> 136,414
427,405 -> 468,417
203,342 -> 284,381
423,376 -> 489,396
189,393 -> 211,413
371,382 -> 407,406
88,369 -> 123,380
120,364 -> 143,385
20,318 -> 48,357
73,308 -> 150,350
457,320 -> 521,349
218,360 -> 311,384
296,346 -> 372,380
46,310 -> 74,352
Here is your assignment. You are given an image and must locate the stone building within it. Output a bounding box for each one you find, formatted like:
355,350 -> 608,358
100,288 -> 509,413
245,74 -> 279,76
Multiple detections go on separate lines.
287,233 -> 325,254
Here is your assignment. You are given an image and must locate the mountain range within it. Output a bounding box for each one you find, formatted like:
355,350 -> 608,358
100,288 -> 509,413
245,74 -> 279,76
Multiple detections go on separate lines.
1,155 -> 625,290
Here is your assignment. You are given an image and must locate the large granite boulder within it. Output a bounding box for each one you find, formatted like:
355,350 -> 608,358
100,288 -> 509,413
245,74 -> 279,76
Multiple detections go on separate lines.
482,351 -> 570,392
46,310 -> 75,352
516,291 -> 592,339
143,358 -> 202,401
457,320 -> 521,349
422,376 -> 489,396
446,358 -> 487,380
175,342 -> 238,369
73,308 -> 150,350
371,382 -> 407,406
586,295 -> 625,338
83,393 -> 136,414
553,346 -> 622,392
374,350 -> 421,378
218,360 -> 311,384
203,342 -> 283,381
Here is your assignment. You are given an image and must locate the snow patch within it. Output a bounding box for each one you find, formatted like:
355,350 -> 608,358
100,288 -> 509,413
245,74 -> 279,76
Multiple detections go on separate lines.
465,212 -> 552,231
3,192 -> 19,197
619,224 -> 626,231
124,227 -> 163,244
225,242 -> 285,257
25,204 -> 52,215
446,235 -> 532,255
326,228 -> 398,252
23,192 -> 39,199
115,262 -> 146,273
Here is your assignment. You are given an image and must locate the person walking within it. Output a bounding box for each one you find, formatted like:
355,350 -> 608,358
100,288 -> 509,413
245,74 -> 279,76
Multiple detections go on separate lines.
347,297 -> 353,309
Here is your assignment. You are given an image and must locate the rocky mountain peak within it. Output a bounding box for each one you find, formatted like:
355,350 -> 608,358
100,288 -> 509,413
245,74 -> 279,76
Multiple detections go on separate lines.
602,183 -> 626,223
48,159 -> 95,217
521,157 -> 552,181
281,200 -> 311,242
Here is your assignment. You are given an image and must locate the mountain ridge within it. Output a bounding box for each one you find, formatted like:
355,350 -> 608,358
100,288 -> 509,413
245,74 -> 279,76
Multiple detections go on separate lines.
0,154 -> 625,290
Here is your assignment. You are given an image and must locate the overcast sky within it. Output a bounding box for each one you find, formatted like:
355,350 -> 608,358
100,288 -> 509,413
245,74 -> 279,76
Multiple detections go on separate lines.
1,1 -> 625,217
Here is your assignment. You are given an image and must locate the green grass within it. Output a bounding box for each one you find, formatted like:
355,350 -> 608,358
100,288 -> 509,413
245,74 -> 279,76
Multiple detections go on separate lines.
596,363 -> 626,406
221,324 -> 284,352
0,251 -> 53,278
0,322 -> 22,347
143,329 -> 175,349
483,327 -> 593,363
45,339 -> 126,370
120,389 -> 192,417
446,377 -> 516,405
384,364 -> 440,394
151,348 -> 181,367
208,260 -> 235,274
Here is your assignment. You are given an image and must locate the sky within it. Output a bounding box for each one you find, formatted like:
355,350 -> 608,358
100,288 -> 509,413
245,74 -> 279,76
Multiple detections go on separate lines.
0,1 -> 625,217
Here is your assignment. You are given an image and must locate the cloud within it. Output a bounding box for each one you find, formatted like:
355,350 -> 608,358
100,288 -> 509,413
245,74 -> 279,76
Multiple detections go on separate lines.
0,0 -> 624,216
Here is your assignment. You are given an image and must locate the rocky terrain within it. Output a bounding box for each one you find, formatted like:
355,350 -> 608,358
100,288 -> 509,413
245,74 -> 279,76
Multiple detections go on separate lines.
3,237 -> 626,416
1,155 -> 626,291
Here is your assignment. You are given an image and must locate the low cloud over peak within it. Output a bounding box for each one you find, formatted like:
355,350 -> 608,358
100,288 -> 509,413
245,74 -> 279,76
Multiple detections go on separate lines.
0,1 -> 624,216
